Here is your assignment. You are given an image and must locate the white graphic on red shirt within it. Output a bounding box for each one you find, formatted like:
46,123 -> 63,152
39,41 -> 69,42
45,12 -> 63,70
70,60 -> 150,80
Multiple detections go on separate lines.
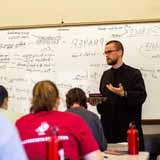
35,122 -> 50,136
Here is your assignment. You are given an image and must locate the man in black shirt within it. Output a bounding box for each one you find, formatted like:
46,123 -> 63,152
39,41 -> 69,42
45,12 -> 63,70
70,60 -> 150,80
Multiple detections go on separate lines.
97,40 -> 147,150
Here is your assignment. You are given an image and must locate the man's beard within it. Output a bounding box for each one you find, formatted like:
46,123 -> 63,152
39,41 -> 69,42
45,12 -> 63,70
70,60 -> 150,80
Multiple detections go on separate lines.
107,58 -> 118,65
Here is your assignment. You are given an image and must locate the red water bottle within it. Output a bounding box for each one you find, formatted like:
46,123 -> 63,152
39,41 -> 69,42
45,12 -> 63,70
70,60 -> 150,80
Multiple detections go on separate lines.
48,126 -> 66,160
48,126 -> 60,160
127,122 -> 139,155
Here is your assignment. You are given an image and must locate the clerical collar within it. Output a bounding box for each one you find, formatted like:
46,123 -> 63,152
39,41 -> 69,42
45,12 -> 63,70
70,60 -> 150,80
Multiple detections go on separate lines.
111,63 -> 125,71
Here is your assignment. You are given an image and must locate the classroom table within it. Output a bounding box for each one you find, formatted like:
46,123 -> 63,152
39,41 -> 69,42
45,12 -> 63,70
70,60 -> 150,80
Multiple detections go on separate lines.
103,143 -> 149,160
103,151 -> 149,160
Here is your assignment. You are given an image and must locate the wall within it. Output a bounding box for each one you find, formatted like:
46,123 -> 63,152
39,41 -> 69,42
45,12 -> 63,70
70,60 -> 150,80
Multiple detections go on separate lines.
0,0 -> 160,131
0,0 -> 160,27
143,125 -> 160,134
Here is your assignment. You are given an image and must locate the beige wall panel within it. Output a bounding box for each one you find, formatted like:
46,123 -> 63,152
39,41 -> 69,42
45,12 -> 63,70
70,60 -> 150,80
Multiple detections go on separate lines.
0,0 -> 160,27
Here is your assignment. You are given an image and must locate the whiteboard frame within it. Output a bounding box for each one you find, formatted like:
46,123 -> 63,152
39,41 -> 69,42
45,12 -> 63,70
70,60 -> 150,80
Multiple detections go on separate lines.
0,19 -> 160,30
0,19 -> 160,124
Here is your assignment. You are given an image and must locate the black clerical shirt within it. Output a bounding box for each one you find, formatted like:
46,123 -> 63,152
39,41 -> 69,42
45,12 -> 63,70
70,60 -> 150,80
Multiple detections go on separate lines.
97,63 -> 147,150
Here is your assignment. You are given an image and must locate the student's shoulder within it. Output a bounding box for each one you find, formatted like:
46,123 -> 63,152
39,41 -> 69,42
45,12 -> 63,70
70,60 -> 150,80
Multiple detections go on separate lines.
63,110 -> 89,127
0,114 -> 10,126
63,110 -> 84,120
87,110 -> 99,119
15,113 -> 33,125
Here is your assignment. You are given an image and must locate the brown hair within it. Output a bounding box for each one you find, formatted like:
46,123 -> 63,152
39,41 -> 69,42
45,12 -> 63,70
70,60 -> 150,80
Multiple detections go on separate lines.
30,80 -> 59,113
66,88 -> 87,109
106,40 -> 124,55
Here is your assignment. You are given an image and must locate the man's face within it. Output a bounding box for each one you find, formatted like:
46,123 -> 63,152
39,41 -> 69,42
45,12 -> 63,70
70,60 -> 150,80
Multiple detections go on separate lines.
104,43 -> 121,65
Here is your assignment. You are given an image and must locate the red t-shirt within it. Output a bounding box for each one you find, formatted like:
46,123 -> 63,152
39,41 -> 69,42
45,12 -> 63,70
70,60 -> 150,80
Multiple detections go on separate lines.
16,111 -> 99,160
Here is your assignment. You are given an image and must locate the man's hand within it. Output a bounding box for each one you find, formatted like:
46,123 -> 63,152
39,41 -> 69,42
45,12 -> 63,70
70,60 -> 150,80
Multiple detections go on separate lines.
88,97 -> 104,106
106,83 -> 125,97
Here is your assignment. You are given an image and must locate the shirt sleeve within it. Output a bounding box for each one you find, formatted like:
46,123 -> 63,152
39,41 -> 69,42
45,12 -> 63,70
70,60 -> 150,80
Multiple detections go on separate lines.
126,70 -> 147,107
94,116 -> 107,151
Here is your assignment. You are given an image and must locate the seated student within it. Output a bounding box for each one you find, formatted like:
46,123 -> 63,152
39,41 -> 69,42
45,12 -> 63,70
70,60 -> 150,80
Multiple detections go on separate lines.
0,85 -> 22,123
16,80 -> 103,160
0,114 -> 27,160
66,87 -> 107,151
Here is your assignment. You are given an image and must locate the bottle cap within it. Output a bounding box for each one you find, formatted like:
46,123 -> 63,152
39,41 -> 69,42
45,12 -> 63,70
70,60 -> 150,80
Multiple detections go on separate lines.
50,126 -> 59,136
129,121 -> 136,128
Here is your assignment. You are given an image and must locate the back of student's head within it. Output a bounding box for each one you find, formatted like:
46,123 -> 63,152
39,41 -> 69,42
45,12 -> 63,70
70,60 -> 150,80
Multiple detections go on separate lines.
30,80 -> 59,113
0,85 -> 8,108
66,87 -> 87,109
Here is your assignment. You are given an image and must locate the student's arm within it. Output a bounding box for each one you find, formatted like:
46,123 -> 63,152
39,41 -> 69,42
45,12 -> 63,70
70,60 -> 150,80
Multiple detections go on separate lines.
95,117 -> 107,151
0,115 -> 27,160
84,150 -> 103,160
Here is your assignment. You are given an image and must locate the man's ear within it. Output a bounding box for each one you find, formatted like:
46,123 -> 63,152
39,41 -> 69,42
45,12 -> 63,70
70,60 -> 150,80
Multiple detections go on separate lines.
119,50 -> 123,57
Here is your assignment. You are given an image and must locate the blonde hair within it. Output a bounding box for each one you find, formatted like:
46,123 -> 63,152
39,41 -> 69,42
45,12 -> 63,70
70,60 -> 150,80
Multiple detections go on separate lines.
30,80 -> 59,113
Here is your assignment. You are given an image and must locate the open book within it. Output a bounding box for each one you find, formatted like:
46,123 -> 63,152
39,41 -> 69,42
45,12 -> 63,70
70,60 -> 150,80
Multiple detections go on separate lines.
104,150 -> 128,155
87,93 -> 107,106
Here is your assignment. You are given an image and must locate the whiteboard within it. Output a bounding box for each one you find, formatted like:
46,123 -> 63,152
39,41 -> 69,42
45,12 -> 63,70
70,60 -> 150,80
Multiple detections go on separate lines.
0,22 -> 160,119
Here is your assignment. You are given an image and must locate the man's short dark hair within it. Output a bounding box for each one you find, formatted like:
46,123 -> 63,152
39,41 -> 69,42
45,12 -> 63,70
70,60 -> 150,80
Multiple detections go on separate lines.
106,40 -> 124,54
66,88 -> 87,109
